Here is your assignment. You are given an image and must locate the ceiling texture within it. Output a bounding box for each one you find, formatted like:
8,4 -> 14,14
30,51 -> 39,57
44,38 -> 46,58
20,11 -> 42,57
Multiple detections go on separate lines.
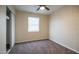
14,5 -> 64,15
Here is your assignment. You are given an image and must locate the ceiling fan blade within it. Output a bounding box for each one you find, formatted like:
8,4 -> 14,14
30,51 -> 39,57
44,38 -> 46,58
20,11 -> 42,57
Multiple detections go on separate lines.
45,6 -> 50,10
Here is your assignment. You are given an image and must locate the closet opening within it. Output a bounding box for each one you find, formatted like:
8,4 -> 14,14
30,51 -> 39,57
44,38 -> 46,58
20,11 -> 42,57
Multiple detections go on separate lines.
6,7 -> 12,51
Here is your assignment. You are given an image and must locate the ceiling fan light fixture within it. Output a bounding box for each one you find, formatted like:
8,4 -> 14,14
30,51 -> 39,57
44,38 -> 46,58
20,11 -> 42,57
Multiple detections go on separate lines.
40,6 -> 45,10
37,5 -> 50,11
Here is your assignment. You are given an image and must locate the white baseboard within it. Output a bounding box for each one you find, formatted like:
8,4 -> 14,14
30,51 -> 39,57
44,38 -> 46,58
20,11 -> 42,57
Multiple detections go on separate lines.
7,49 -> 11,54
50,39 -> 79,53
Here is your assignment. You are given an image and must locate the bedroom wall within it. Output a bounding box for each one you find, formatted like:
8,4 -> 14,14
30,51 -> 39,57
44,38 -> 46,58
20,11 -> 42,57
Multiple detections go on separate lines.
0,5 -> 6,54
16,11 -> 49,43
49,6 -> 79,53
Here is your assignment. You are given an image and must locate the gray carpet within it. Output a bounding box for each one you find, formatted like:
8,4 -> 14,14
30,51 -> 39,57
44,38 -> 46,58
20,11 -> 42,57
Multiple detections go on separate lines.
9,39 -> 77,54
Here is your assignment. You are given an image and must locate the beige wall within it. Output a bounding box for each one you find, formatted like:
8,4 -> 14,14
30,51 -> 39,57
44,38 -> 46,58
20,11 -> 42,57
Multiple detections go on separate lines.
49,6 -> 79,53
16,11 -> 49,43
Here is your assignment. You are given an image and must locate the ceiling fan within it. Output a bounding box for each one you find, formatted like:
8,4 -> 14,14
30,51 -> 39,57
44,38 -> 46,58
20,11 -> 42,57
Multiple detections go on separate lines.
37,5 -> 50,11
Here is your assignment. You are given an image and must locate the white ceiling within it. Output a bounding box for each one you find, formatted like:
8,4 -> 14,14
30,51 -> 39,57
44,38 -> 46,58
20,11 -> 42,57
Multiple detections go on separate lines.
14,5 -> 64,15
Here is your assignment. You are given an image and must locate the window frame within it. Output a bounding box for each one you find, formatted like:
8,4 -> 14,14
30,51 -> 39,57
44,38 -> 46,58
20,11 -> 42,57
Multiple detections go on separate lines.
28,16 -> 40,32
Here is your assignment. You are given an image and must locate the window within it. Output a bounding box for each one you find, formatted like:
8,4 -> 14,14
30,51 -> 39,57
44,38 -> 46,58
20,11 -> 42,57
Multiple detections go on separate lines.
28,17 -> 40,32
